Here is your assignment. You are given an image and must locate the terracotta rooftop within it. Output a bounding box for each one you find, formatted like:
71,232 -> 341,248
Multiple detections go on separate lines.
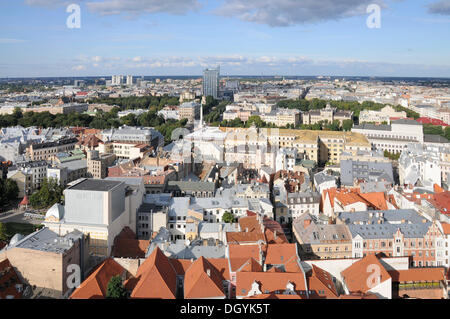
236,271 -> 307,298
239,258 -> 263,273
129,247 -> 177,299
0,259 -> 23,299
264,244 -> 298,268
184,257 -> 226,299
226,215 -> 265,244
442,223 -> 450,235
228,244 -> 262,272
70,258 -> 128,299
168,259 -> 193,276
429,191 -> 450,215
341,255 -> 391,294
307,265 -> 339,299
388,268 -> 446,283
111,227 -> 149,259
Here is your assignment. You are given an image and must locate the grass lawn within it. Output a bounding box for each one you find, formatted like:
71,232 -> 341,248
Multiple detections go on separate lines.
2,222 -> 44,241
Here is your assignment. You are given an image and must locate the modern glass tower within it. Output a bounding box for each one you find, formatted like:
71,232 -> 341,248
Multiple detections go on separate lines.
202,66 -> 220,99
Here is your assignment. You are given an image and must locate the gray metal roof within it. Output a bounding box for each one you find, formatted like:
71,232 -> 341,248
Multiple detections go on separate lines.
166,180 -> 215,192
59,159 -> 87,171
313,171 -> 337,185
348,222 -> 431,239
424,134 -> 449,144
10,227 -> 83,254
392,119 -> 421,126
340,159 -> 393,186
68,178 -> 122,191
168,197 -> 190,217
293,214 -> 352,244
353,123 -> 391,131
338,209 -> 426,224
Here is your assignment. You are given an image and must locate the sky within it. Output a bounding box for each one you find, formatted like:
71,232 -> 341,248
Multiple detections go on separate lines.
0,0 -> 450,78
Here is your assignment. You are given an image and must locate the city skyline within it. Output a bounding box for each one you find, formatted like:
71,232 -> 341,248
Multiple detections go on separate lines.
1,0 -> 450,78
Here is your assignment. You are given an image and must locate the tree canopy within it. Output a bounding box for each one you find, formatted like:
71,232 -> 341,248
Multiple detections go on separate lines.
106,275 -> 127,299
0,178 -> 19,207
222,211 -> 235,223
29,178 -> 63,209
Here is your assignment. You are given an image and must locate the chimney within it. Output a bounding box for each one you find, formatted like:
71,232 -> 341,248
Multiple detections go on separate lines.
274,232 -> 277,240
206,269 -> 211,277
304,219 -> 311,229
245,227 -> 249,232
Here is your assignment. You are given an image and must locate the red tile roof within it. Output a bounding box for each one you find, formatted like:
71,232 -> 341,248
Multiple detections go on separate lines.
341,255 -> 391,294
226,215 -> 265,244
359,192 -> 389,210
168,259 -> 193,276
70,258 -> 128,299
236,271 -> 307,298
429,191 -> 450,215
129,247 -> 177,299
19,195 -> 29,206
228,244 -> 262,272
338,292 -> 379,299
264,244 -> 298,268
307,265 -> 339,299
263,217 -> 288,244
441,223 -> 450,235
239,258 -> 263,272
111,227 -> 149,259
388,268 -> 445,283
0,259 -> 23,299
416,117 -> 449,127
184,257 -> 226,299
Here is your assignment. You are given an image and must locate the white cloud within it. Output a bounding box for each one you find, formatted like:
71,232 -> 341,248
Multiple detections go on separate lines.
214,0 -> 386,27
72,65 -> 86,71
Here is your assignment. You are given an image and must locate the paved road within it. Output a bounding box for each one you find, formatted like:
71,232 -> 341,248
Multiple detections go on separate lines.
0,210 -> 44,225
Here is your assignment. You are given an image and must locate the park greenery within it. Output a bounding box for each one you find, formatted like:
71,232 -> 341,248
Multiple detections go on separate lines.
1,95 -> 448,145
0,222 -> 43,241
29,178 -> 64,209
276,98 -> 420,120
91,95 -> 179,110
0,178 -> 19,207
0,100 -> 188,144
210,98 -> 423,134
423,124 -> 450,141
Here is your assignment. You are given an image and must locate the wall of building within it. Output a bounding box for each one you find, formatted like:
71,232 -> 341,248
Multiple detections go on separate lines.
4,247 -> 64,293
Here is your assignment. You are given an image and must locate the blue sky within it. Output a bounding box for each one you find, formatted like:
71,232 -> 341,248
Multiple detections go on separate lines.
1,0 -> 450,77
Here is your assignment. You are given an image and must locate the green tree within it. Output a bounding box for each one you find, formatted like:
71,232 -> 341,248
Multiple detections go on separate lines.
384,150 -> 400,161
0,178 -> 19,206
342,119 -> 354,131
445,126 -> 450,141
0,222 -> 7,241
29,178 -> 63,209
246,115 -> 264,128
106,275 -> 127,299
120,113 -> 137,126
4,179 -> 19,201
222,211 -> 235,223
